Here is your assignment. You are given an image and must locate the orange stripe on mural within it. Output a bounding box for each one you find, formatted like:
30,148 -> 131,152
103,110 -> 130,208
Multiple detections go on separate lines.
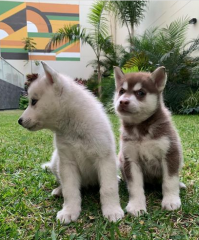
63,42 -> 80,53
29,55 -> 56,60
0,22 -> 14,35
50,20 -> 79,33
26,2 -> 79,14
27,10 -> 49,32
1,40 -> 24,47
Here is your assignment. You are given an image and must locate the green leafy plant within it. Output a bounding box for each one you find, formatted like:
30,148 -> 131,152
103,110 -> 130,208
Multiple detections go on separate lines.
124,17 -> 199,83
19,95 -> 28,110
87,42 -> 127,76
46,1 -> 110,99
122,66 -> 141,74
180,89 -> 199,114
122,17 -> 199,113
163,82 -> 191,113
22,37 -> 40,73
108,1 -> 148,43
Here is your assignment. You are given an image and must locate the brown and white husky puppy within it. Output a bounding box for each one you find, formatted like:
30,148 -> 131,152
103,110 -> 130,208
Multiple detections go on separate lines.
114,66 -> 185,216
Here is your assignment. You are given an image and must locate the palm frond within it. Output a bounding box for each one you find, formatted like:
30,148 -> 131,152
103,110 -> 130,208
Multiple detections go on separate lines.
124,52 -> 150,71
45,24 -> 85,52
182,37 -> 199,56
108,1 -> 148,27
157,17 -> 189,53
87,0 -> 109,38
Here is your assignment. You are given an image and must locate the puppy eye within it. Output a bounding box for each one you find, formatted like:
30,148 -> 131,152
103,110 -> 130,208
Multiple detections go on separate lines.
119,88 -> 126,95
31,99 -> 38,106
136,90 -> 146,97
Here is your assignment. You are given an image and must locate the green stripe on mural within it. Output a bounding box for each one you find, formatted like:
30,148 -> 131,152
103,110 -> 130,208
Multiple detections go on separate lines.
28,32 -> 54,38
0,1 -> 23,15
46,15 -> 79,21
1,48 -> 28,53
52,41 -> 73,53
56,57 -> 80,61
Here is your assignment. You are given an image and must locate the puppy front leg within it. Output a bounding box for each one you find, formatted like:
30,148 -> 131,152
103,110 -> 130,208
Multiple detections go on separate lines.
57,158 -> 81,225
162,161 -> 181,210
42,149 -> 63,196
97,157 -> 124,222
126,161 -> 147,216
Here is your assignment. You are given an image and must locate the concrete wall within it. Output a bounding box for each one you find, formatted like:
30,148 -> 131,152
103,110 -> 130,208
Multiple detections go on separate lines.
0,79 -> 23,110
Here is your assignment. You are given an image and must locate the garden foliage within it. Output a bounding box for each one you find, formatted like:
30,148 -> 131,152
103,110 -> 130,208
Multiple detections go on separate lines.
46,1 -> 199,114
19,96 -> 28,110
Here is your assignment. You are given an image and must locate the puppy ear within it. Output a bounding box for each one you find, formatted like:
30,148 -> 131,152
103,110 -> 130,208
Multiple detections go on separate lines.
151,66 -> 167,91
41,61 -> 58,84
114,66 -> 124,88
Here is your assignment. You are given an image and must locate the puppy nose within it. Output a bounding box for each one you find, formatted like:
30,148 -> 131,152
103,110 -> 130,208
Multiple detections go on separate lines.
18,118 -> 23,125
120,100 -> 129,106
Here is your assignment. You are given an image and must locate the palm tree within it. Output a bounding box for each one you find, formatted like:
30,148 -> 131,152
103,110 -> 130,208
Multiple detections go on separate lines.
46,1 -> 109,98
108,1 -> 148,45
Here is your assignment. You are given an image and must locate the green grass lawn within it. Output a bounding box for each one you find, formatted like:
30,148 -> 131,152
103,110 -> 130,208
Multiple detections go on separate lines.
0,110 -> 199,240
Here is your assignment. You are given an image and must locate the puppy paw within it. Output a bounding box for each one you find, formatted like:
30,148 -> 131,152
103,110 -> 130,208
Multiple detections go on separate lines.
179,182 -> 186,189
56,207 -> 81,225
117,175 -> 121,181
41,162 -> 51,170
102,205 -> 124,222
162,196 -> 181,211
126,199 -> 147,217
51,186 -> 62,197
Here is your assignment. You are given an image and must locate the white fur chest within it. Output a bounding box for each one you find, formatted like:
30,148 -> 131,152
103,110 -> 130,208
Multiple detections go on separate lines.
121,132 -> 170,178
55,135 -> 100,186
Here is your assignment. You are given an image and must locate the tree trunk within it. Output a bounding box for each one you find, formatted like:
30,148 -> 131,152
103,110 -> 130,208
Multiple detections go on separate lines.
97,62 -> 102,99
130,24 -> 134,49
131,24 -> 134,37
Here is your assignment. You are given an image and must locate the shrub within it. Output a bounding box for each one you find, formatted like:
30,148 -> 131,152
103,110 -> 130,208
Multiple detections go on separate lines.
124,17 -> 199,84
122,66 -> 141,74
85,73 -> 115,111
19,95 -> 28,110
163,83 -> 191,113
180,89 -> 199,114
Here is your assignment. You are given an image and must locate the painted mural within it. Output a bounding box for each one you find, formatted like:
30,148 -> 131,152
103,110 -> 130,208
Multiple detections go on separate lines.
0,1 -> 80,61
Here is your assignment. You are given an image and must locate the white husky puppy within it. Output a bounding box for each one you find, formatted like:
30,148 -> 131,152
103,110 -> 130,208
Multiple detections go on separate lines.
114,66 -> 185,216
18,62 -> 124,224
